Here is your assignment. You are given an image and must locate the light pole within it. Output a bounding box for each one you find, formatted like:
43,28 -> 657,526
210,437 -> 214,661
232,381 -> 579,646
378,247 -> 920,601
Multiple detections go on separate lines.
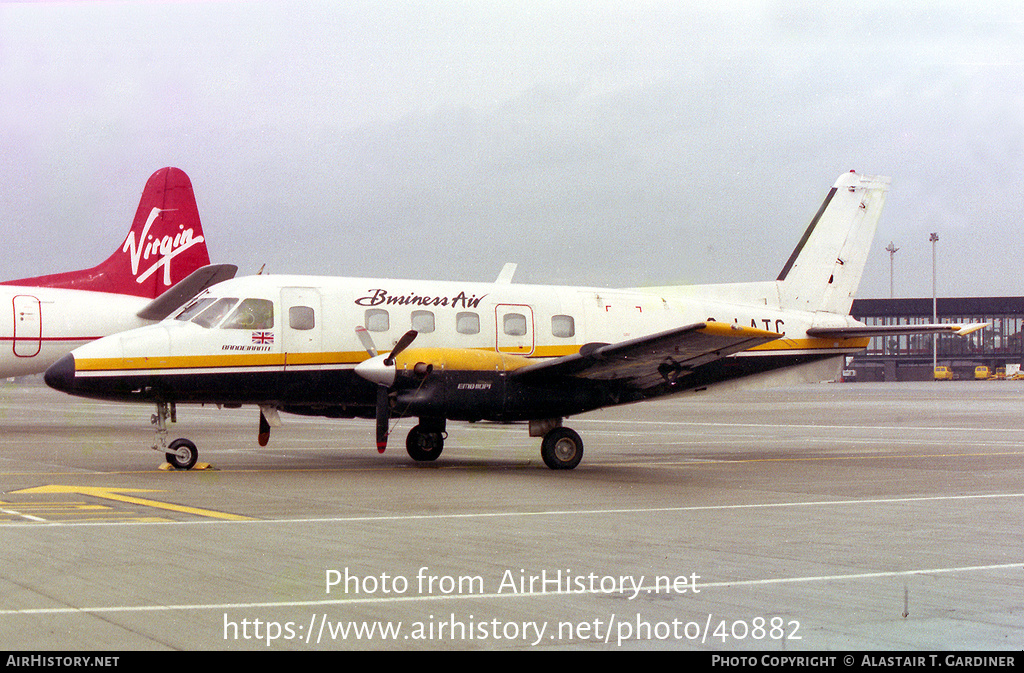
931,232 -> 939,373
885,241 -> 899,299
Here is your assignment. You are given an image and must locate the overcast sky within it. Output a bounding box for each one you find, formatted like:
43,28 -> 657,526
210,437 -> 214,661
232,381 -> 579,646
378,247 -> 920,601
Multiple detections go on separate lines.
1,1 -> 1021,299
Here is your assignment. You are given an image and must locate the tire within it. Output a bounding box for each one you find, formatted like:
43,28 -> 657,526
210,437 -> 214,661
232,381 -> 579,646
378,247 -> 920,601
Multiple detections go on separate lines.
166,438 -> 199,470
541,427 -> 583,470
406,425 -> 444,462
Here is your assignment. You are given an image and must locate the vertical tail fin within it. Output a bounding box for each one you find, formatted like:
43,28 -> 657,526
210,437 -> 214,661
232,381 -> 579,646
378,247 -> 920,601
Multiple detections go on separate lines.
776,171 -> 890,315
1,167 -> 211,299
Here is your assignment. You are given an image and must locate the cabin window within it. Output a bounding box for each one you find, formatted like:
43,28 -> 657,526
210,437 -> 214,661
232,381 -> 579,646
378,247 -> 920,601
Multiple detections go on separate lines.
503,312 -> 528,337
221,299 -> 274,330
191,298 -> 240,328
365,309 -> 389,332
411,310 -> 435,333
456,312 -> 480,335
289,306 -> 315,330
551,315 -> 575,338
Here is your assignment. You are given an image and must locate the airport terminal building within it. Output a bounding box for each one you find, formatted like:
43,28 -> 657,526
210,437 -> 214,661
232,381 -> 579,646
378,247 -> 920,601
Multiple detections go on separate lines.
849,296 -> 1024,381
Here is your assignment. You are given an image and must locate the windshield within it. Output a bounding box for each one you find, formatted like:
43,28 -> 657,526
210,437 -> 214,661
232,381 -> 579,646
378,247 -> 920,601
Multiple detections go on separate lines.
220,299 -> 274,330
174,297 -> 215,322
190,298 -> 240,328
175,296 -> 274,330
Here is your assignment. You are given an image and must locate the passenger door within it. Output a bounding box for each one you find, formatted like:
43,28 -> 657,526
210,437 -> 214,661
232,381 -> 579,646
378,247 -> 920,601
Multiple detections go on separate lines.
12,295 -> 41,358
281,287 -> 322,369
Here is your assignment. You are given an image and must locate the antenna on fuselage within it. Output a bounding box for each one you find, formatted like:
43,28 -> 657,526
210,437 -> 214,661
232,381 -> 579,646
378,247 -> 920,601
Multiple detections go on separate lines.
495,263 -> 517,284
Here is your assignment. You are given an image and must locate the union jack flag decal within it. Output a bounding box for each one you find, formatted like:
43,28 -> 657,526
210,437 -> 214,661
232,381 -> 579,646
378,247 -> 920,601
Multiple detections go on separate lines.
252,331 -> 274,345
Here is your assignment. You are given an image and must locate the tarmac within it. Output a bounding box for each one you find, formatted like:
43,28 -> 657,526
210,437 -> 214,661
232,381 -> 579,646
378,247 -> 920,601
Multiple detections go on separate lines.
0,377 -> 1021,650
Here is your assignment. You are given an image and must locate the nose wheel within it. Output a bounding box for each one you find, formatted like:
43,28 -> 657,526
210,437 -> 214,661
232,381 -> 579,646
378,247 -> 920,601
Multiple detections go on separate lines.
152,401 -> 200,470
166,438 -> 199,470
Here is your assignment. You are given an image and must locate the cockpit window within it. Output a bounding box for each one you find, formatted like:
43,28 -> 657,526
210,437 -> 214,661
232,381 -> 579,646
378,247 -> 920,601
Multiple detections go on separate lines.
221,299 -> 275,330
191,298 -> 240,328
175,297 -> 215,322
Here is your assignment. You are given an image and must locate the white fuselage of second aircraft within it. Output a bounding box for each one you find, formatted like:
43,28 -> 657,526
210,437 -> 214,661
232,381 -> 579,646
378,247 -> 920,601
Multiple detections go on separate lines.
0,286 -> 152,379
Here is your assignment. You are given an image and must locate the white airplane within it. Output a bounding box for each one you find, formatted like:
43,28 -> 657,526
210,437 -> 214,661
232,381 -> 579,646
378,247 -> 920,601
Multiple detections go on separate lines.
0,167 -> 235,379
44,171 -> 983,470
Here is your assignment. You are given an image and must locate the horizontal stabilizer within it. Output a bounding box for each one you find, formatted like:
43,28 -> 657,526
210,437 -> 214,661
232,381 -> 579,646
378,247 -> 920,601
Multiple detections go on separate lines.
136,264 -> 238,320
806,323 -> 988,339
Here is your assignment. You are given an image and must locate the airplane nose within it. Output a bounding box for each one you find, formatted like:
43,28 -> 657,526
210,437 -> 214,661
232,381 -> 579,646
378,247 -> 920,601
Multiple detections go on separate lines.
44,353 -> 76,393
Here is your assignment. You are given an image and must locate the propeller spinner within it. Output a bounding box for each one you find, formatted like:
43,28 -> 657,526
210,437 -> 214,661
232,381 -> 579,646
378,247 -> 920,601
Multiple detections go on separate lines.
354,328 -> 418,452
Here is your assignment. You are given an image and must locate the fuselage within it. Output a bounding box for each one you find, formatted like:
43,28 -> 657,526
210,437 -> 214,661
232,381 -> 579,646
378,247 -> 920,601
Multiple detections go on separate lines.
47,273 -> 868,420
0,285 -> 150,378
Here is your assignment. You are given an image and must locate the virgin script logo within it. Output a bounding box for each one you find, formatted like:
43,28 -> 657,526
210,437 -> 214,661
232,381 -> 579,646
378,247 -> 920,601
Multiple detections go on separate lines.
122,208 -> 205,286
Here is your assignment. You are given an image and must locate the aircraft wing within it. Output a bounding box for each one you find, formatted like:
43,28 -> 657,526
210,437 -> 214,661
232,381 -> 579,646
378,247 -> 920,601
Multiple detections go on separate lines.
807,323 -> 987,338
136,264 -> 238,320
513,322 -> 782,391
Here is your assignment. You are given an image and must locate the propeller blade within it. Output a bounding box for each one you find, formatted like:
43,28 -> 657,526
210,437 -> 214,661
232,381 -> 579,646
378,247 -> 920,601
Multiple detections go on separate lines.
375,387 -> 390,453
258,409 -> 271,447
355,326 -> 378,357
383,330 -> 418,366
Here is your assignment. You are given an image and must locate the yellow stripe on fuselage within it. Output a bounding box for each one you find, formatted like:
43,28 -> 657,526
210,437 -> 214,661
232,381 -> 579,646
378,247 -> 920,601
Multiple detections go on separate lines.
74,351 -> 365,372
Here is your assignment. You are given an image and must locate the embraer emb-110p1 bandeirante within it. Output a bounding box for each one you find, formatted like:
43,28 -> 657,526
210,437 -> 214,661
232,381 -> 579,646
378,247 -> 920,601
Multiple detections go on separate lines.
0,167 -> 235,379
45,172 -> 984,470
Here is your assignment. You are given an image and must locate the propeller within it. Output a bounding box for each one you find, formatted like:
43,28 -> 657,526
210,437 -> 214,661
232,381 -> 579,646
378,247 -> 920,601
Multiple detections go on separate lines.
257,404 -> 280,447
354,328 -> 418,453
355,325 -> 377,357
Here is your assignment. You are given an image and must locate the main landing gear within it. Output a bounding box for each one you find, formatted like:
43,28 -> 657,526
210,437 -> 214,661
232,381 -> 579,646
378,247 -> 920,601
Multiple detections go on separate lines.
540,427 -> 584,470
531,418 -> 583,470
152,401 -> 198,470
406,421 -> 447,462
400,417 -> 584,470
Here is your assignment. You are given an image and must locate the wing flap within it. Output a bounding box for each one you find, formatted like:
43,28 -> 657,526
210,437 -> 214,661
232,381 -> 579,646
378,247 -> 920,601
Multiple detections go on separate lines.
514,322 -> 782,390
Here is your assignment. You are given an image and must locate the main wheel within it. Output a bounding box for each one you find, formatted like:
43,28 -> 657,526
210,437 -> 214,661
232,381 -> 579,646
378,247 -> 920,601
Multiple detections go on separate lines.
541,427 -> 583,470
406,425 -> 444,462
166,438 -> 199,470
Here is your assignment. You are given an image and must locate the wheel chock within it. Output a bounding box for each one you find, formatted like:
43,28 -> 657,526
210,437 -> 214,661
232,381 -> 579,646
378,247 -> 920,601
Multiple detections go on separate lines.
159,462 -> 215,471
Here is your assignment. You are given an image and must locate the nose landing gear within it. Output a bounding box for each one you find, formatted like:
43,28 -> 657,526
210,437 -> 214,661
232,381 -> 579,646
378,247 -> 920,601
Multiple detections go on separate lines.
152,401 -> 199,470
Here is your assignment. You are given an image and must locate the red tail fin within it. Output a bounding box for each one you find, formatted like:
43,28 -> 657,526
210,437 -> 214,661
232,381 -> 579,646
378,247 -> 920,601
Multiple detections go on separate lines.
1,167 -> 211,299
